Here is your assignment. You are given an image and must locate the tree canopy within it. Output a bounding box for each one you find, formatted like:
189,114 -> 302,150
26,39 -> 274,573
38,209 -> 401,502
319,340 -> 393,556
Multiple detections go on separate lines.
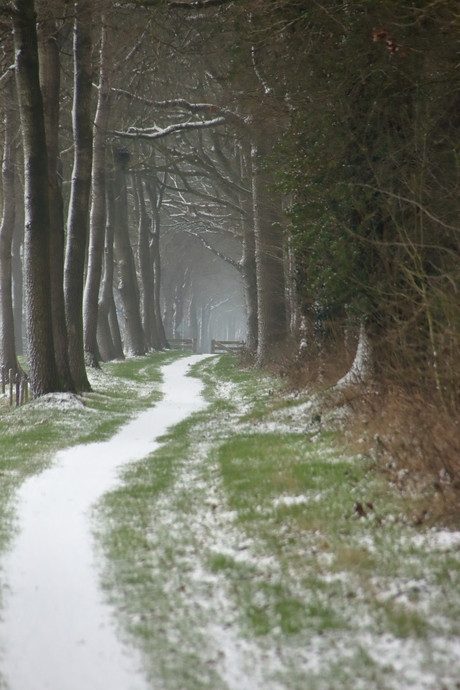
0,0 -> 460,424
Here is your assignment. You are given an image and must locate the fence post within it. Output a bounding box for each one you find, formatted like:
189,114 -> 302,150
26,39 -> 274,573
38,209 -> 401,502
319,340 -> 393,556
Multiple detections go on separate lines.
210,339 -> 215,354
1,367 -> 5,395
192,338 -> 197,353
15,373 -> 20,407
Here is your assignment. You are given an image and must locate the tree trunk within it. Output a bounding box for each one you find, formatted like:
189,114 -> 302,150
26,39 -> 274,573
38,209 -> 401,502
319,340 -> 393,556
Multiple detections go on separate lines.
84,17 -> 111,368
13,0 -> 61,396
189,296 -> 198,343
239,146 -> 258,352
200,302 -> 210,354
241,201 -> 258,352
0,78 -> 18,374
251,132 -> 287,366
336,322 -> 373,388
12,197 -> 24,356
112,150 -> 145,356
145,179 -> 168,348
38,15 -> 75,392
136,174 -> 160,349
64,0 -> 92,391
173,277 -> 185,338
97,176 -> 124,361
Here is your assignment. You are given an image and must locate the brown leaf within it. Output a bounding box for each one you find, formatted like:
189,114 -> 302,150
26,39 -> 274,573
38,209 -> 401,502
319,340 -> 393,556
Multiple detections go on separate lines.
372,28 -> 388,43
354,502 -> 367,517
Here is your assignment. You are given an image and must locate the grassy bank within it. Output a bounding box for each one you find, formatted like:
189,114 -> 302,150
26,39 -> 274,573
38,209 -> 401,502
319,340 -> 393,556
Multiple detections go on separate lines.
95,355 -> 460,690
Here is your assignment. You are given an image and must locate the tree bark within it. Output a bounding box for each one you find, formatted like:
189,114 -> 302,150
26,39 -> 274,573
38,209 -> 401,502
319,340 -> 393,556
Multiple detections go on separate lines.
0,78 -> 19,374
97,176 -> 124,361
84,17 -> 111,368
12,196 -> 24,357
13,0 -> 61,396
251,131 -> 287,366
136,174 -> 160,349
64,0 -> 92,391
145,178 -> 168,347
38,15 -> 75,391
238,146 -> 258,351
112,150 -> 146,356
241,215 -> 258,352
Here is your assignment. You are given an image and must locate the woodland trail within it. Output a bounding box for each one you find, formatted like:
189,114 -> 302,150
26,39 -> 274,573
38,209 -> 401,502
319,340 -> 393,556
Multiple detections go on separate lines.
0,355 -> 211,690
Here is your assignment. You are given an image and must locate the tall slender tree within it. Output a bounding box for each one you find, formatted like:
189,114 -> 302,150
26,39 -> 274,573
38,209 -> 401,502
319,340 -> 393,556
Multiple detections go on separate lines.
97,172 -> 125,361
83,15 -> 112,367
64,0 -> 93,391
0,75 -> 18,374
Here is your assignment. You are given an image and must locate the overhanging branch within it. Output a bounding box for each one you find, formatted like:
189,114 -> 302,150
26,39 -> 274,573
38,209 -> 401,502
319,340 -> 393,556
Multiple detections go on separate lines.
113,116 -> 226,140
183,228 -> 241,271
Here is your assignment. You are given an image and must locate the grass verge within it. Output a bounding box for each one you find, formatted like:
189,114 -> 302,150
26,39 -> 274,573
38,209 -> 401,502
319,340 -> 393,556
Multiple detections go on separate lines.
95,354 -> 460,690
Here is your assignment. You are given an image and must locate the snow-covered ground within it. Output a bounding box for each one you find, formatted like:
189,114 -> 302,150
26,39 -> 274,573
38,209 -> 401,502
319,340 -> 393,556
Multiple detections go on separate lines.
1,353 -> 460,690
0,355 -> 212,690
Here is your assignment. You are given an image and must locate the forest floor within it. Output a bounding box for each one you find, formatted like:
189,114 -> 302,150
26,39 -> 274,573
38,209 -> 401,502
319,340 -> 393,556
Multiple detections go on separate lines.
1,352 -> 460,689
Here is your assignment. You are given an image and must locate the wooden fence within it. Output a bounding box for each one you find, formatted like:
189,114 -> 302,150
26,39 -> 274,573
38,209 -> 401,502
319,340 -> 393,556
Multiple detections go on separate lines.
1,368 -> 29,407
167,338 -> 197,353
210,340 -> 245,355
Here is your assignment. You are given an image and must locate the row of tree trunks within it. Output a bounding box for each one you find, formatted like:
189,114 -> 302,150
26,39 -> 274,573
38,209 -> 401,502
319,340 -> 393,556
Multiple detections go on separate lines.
4,3 -> 140,396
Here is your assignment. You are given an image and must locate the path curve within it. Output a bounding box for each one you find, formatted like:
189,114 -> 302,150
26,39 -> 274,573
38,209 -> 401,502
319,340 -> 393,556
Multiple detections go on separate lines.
0,355 -> 210,690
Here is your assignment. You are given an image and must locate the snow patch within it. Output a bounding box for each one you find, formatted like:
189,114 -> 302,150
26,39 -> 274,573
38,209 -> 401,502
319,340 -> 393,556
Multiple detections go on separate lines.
29,392 -> 87,410
273,494 -> 311,508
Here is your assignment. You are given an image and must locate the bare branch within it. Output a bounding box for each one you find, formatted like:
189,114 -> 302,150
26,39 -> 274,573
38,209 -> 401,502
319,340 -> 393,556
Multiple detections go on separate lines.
183,229 -> 241,271
169,0 -> 231,7
348,183 -> 460,235
0,65 -> 14,90
113,116 -> 226,141
112,88 -> 243,124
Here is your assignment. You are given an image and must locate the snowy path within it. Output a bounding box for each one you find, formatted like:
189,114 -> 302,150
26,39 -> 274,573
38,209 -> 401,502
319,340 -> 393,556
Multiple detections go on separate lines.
0,355 -> 211,690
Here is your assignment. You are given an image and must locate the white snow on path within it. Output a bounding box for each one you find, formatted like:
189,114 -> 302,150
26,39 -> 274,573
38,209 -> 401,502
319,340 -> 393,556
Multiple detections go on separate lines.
0,355 -> 212,690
